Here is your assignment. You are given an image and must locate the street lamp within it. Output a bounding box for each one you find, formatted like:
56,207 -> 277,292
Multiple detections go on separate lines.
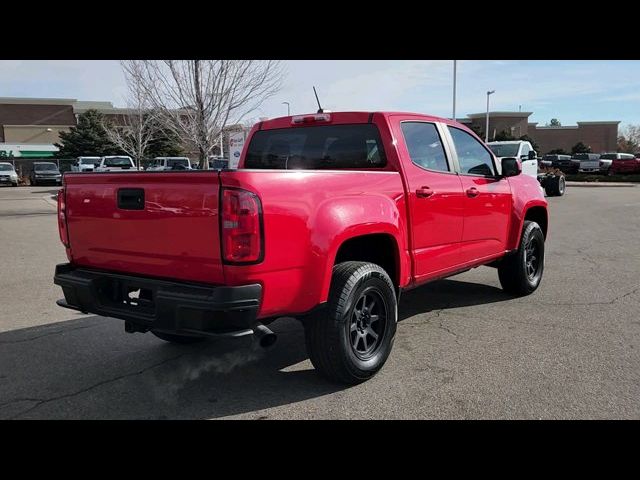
485,90 -> 495,143
282,101 -> 290,116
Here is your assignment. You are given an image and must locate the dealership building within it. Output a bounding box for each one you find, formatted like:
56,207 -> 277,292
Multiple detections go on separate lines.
0,98 -> 621,158
458,111 -> 620,154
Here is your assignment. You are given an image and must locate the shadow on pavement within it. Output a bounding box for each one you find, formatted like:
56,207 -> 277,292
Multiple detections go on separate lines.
0,278 -> 510,419
0,315 -> 342,420
398,277 -> 511,321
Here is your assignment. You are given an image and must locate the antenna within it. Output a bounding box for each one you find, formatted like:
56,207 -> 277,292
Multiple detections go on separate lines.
313,86 -> 324,113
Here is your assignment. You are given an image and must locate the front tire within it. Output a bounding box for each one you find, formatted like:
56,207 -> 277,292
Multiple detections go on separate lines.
304,261 -> 397,384
498,220 -> 545,296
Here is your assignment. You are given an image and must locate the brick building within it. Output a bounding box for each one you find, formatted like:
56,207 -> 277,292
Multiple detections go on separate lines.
458,111 -> 620,154
0,97 -> 237,160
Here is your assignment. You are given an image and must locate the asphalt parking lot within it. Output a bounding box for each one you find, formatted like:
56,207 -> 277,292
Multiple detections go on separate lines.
1,184 -> 639,419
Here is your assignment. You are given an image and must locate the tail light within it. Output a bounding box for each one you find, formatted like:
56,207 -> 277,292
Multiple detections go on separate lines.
221,188 -> 263,263
57,188 -> 70,247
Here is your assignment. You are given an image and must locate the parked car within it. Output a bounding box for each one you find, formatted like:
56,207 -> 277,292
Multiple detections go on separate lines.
572,153 -> 601,173
0,162 -> 19,187
71,157 -> 101,172
541,154 -> 579,174
145,157 -> 191,171
607,153 -> 640,175
30,162 -> 62,186
597,153 -> 617,174
95,156 -> 136,172
489,141 -> 565,196
54,110 -> 549,384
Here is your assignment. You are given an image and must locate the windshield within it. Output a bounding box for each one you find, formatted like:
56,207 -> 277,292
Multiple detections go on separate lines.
81,158 -> 97,164
104,158 -> 132,167
36,163 -> 58,171
245,124 -> 387,170
488,144 -> 519,157
0,164 -> 14,171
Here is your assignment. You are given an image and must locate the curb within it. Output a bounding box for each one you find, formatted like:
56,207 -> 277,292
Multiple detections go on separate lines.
566,182 -> 638,187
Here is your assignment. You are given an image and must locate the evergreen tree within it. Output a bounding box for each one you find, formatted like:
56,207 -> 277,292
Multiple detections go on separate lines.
571,142 -> 591,154
146,124 -> 185,159
55,109 -> 123,158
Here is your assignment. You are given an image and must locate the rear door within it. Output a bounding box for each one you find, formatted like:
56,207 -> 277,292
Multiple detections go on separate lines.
64,171 -> 225,284
391,118 -> 464,282
444,125 -> 512,263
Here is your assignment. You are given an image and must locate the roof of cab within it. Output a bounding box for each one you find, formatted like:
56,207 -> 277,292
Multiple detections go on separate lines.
258,111 -> 464,130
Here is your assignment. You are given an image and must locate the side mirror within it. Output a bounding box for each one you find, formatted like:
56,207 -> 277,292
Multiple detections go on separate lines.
501,157 -> 521,177
529,151 -> 537,160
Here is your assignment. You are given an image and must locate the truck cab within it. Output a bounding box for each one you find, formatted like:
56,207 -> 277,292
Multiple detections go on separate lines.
487,140 -> 538,178
145,157 -> 191,171
95,156 -> 136,172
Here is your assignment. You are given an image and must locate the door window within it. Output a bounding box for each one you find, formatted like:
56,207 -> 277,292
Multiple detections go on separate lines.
448,127 -> 496,176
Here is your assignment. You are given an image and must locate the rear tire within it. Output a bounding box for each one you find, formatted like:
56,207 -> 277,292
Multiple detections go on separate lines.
151,331 -> 206,344
498,220 -> 545,296
304,261 -> 397,385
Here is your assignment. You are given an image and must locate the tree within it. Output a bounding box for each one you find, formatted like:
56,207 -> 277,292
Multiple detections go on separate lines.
617,124 -> 640,154
493,130 -> 516,141
547,148 -> 569,155
146,123 -> 185,158
102,73 -> 157,170
547,118 -> 561,126
571,142 -> 591,154
519,134 -> 540,153
469,124 -> 484,138
55,110 -> 123,158
122,60 -> 284,168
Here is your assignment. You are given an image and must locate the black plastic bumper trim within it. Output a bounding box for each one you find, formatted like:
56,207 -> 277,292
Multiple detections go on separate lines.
53,263 -> 262,335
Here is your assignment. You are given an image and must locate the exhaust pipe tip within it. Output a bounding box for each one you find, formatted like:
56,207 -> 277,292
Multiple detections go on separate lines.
253,323 -> 277,348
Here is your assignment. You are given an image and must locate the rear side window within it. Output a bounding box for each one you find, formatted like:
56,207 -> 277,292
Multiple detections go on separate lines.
447,127 -> 496,176
166,159 -> 189,168
104,157 -> 133,167
400,122 -> 449,172
244,124 -> 387,170
601,154 -> 616,160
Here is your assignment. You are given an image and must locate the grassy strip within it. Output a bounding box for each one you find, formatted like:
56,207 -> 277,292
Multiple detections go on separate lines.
565,173 -> 640,183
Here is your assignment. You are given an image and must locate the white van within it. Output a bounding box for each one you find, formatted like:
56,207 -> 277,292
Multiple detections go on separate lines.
71,157 -> 101,172
146,157 -> 191,171
95,156 -> 136,172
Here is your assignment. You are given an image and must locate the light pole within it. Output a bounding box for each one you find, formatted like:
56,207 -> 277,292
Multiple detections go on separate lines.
282,101 -> 290,116
485,90 -> 495,143
452,60 -> 457,120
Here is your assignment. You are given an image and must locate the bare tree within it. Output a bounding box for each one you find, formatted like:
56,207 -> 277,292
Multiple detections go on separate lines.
121,60 -> 284,169
103,65 -> 157,170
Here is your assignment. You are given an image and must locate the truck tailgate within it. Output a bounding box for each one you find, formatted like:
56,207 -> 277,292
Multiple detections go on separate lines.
64,171 -> 224,284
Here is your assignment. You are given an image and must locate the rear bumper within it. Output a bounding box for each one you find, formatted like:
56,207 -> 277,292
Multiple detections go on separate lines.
53,263 -> 262,337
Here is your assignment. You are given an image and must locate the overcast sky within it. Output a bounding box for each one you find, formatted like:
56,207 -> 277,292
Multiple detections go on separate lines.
1,60 -> 638,128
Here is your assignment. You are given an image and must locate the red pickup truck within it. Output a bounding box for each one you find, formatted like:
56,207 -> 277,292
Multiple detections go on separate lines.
54,111 -> 548,384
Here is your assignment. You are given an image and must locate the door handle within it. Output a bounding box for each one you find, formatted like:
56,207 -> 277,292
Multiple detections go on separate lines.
416,186 -> 434,198
466,187 -> 479,198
